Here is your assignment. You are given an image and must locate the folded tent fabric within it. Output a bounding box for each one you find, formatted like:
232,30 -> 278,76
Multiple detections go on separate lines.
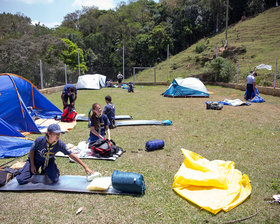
0,136 -> 33,158
173,149 -> 251,215
244,88 -> 265,103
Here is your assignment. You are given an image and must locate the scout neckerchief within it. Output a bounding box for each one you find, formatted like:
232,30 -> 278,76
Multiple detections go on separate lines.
44,136 -> 57,169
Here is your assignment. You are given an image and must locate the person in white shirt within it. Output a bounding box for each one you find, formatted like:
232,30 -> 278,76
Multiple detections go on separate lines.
117,71 -> 123,88
245,68 -> 257,100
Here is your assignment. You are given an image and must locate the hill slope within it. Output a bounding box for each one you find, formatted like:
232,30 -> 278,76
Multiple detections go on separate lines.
131,7 -> 280,86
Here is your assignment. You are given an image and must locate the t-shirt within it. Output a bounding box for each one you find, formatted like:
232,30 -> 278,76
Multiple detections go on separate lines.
89,114 -> 110,142
30,136 -> 71,163
103,103 -> 115,121
117,73 -> 123,80
247,74 -> 255,84
62,84 -> 77,95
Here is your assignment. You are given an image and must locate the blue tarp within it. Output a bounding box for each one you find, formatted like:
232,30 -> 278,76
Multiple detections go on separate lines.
244,88 -> 265,103
0,136 -> 33,158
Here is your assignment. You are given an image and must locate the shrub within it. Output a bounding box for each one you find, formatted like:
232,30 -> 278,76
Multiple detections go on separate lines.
206,57 -> 236,82
255,76 -> 261,85
171,63 -> 178,70
262,80 -> 272,87
195,42 -> 206,53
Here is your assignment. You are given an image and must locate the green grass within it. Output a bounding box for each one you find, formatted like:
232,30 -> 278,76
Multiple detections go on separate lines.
128,7 -> 280,87
1,86 -> 280,223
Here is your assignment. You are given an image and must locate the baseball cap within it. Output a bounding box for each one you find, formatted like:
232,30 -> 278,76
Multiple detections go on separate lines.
47,124 -> 65,134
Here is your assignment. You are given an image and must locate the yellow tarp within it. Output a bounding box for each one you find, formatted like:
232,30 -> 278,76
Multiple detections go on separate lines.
173,149 -> 251,215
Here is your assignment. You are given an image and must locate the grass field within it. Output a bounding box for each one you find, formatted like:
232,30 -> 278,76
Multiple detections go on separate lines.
0,85 -> 279,223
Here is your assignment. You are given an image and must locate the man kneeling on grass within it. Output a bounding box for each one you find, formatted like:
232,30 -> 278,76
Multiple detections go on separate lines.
16,124 -> 93,185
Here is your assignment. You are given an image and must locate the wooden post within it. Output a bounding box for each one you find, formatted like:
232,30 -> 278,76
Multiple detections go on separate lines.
237,62 -> 239,84
154,67 -> 156,86
65,64 -> 67,84
40,60 -> 43,89
274,58 -> 278,89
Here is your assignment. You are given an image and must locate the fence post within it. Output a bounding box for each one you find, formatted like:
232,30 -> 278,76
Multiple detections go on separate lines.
237,62 -> 239,84
40,60 -> 44,89
78,49 -> 81,76
274,58 -> 278,89
154,67 -> 156,86
167,44 -> 169,82
133,67 -> 135,84
65,64 -> 67,84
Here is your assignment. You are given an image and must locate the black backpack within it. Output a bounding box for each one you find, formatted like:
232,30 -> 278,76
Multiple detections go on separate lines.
206,101 -> 223,110
89,139 -> 122,157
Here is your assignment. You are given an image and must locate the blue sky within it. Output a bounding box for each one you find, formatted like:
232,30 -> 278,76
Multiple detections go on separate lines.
0,0 -> 159,28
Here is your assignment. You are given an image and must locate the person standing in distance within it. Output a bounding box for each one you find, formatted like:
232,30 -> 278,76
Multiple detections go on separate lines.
117,71 -> 123,88
61,84 -> 77,108
245,68 -> 258,100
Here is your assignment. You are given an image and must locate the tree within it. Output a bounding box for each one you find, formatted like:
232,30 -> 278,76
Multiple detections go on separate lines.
60,38 -> 87,74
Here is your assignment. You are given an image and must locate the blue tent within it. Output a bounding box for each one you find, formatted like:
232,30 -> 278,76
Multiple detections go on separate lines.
0,136 -> 33,158
0,73 -> 62,134
162,78 -> 209,97
0,73 -> 62,158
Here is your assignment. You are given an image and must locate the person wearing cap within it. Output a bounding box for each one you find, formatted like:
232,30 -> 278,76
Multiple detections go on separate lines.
245,68 -> 258,100
16,124 -> 93,185
61,83 -> 77,109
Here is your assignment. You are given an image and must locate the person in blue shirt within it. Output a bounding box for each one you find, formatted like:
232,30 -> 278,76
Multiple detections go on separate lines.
16,124 -> 93,185
61,84 -> 77,108
88,103 -> 111,143
103,95 -> 116,129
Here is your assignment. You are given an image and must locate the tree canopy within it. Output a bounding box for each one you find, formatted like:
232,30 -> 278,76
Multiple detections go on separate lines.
0,0 -> 275,87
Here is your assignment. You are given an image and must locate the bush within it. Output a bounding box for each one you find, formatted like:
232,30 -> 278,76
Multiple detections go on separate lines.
171,63 -> 178,70
262,80 -> 272,87
195,42 -> 206,53
206,57 -> 236,82
255,76 -> 261,85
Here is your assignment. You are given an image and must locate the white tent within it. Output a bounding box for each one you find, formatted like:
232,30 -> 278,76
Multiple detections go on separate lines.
162,77 -> 209,97
76,74 -> 107,90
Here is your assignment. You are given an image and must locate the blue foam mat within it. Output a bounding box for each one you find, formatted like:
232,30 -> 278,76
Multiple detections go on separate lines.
0,175 -> 140,195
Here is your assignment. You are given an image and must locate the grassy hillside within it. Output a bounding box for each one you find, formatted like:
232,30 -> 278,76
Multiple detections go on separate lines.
130,7 -> 280,87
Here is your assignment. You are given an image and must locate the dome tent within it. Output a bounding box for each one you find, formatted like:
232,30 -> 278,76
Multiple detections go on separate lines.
76,74 -> 107,90
0,73 -> 62,158
0,73 -> 62,134
162,77 -> 209,97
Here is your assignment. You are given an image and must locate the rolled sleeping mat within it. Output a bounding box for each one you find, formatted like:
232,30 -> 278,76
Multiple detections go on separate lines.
111,170 -> 146,194
145,139 -> 165,151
